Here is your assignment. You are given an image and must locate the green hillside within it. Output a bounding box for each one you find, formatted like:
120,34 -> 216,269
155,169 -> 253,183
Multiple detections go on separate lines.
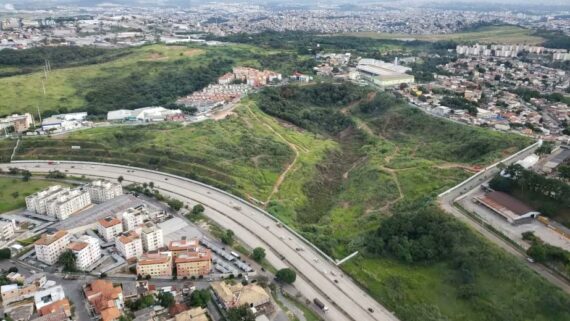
5,82 -> 565,321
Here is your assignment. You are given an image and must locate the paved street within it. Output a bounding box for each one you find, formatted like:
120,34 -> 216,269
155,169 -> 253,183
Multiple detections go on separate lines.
2,161 -> 400,321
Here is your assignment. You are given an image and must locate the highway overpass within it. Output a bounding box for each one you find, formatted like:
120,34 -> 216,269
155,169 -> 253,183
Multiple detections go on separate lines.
2,160 -> 400,321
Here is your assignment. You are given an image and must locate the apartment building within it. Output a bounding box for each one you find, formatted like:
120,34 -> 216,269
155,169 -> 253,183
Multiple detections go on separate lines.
140,222 -> 163,252
175,248 -> 212,278
86,180 -> 123,203
168,239 -> 201,257
0,220 -> 16,240
45,188 -> 91,220
136,252 -> 172,278
97,217 -> 123,242
34,230 -> 71,265
25,185 -> 67,214
120,206 -> 146,231
68,235 -> 101,271
116,231 -> 143,260
0,113 -> 33,133
84,280 -> 124,321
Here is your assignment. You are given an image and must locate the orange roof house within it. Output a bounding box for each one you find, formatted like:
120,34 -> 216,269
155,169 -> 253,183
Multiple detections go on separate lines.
84,280 -> 124,321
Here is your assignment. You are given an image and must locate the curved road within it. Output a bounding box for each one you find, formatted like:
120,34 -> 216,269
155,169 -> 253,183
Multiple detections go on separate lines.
437,141 -> 570,295
3,161 -> 399,321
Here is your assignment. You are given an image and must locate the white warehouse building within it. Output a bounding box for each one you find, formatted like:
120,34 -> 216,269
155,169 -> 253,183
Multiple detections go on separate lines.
107,107 -> 183,122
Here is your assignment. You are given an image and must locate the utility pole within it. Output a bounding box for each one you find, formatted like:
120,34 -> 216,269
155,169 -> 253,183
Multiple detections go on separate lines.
36,104 -> 42,125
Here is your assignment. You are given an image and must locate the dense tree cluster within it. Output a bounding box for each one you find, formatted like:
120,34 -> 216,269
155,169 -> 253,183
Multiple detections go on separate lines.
189,289 -> 211,308
157,291 -> 175,308
57,250 -> 77,272
512,88 -> 570,106
490,164 -> 570,213
83,58 -> 233,115
275,268 -> 297,284
535,29 -> 570,50
406,56 -> 455,82
226,305 -> 256,321
524,232 -> 570,277
209,31 -> 454,58
221,229 -> 235,245
0,248 -> 11,260
358,92 -> 404,114
251,247 -> 266,262
257,83 -> 366,134
126,295 -> 155,311
0,46 -> 118,67
0,46 -> 128,77
440,95 -> 479,115
367,209 -> 464,263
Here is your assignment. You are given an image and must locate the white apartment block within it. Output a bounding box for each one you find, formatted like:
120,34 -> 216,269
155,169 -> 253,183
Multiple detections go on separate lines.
34,230 -> 71,265
86,180 -> 123,203
120,206 -> 147,231
0,220 -> 16,240
25,185 -> 67,214
140,222 -> 164,252
68,235 -> 101,271
45,188 -> 91,220
97,217 -> 123,242
116,231 -> 143,260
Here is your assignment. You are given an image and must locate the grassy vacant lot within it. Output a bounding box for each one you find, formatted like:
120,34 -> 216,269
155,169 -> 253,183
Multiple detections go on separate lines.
11,101 -> 333,202
0,177 -> 59,213
344,25 -> 545,45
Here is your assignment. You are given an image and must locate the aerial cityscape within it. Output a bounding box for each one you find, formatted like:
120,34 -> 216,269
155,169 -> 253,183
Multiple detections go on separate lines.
0,1 -> 570,321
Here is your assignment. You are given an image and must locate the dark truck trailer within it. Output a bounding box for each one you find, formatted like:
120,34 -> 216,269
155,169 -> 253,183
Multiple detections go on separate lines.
313,298 -> 329,311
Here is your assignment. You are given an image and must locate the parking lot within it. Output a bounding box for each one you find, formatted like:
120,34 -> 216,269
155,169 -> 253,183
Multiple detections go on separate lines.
459,187 -> 570,252
53,194 -> 159,230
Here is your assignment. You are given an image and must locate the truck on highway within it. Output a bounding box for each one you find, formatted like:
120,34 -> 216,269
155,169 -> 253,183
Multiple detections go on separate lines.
313,298 -> 329,312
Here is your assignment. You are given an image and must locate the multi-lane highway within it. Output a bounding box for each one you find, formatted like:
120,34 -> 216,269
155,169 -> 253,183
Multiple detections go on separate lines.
2,160 -> 400,321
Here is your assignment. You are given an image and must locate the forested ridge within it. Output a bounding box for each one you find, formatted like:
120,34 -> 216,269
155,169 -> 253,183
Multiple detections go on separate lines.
0,46 -> 130,77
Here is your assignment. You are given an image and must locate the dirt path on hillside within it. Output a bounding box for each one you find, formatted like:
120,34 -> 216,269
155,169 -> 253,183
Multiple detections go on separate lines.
434,163 -> 480,173
340,91 -> 377,115
342,156 -> 368,180
245,105 -> 302,205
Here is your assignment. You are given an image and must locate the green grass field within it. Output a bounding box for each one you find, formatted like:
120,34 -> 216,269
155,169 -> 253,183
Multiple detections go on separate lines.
344,25 -> 545,45
11,101 -> 333,202
0,43 -> 310,117
0,177 -> 61,213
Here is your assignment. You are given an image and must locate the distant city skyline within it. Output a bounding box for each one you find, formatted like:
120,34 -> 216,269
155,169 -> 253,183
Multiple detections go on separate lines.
2,0 -> 570,10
